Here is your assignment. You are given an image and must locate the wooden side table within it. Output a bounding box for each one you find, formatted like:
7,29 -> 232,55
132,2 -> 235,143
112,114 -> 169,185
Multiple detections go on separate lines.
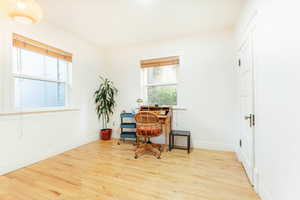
169,130 -> 191,153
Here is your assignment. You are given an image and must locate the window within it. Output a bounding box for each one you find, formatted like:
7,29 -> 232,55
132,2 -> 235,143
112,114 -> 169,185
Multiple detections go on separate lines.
12,34 -> 72,109
141,56 -> 179,106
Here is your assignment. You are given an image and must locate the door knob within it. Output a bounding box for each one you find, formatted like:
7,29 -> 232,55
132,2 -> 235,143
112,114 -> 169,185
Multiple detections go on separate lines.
244,115 -> 251,120
244,114 -> 254,127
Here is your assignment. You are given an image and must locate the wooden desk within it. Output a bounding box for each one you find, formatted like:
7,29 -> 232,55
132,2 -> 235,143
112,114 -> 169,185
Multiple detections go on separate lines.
140,106 -> 172,151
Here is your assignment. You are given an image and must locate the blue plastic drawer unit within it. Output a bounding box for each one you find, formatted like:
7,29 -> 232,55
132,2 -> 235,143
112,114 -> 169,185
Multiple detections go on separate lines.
120,123 -> 136,129
119,113 -> 137,144
120,113 -> 134,118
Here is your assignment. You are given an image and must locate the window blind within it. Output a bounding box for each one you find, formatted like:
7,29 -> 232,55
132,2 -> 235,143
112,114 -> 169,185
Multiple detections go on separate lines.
140,56 -> 179,68
12,33 -> 72,62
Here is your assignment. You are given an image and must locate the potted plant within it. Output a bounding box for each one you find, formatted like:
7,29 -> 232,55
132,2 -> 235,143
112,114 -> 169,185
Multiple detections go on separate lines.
94,76 -> 118,140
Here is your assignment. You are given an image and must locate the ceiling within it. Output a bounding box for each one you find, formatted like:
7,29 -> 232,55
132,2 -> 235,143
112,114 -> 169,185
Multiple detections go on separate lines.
36,0 -> 244,47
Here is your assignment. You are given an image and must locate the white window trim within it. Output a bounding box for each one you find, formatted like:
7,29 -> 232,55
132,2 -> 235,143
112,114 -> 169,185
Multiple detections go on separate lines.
141,64 -> 179,106
13,74 -> 66,83
12,47 -> 72,110
144,82 -> 178,87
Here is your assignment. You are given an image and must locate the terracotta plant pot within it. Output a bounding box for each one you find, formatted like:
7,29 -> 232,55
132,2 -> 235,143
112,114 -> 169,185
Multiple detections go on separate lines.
100,129 -> 112,140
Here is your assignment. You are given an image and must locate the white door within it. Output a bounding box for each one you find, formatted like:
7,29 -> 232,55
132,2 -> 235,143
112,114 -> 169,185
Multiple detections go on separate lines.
238,29 -> 255,185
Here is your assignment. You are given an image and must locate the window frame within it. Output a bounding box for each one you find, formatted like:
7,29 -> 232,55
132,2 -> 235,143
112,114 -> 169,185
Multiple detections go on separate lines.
141,64 -> 179,106
12,47 -> 72,110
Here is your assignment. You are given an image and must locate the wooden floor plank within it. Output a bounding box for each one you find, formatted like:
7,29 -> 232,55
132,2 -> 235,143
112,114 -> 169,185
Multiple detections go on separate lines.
0,140 -> 260,200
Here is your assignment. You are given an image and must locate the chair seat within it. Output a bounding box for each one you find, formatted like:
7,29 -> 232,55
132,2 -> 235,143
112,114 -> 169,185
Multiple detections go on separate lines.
137,126 -> 162,137
171,130 -> 191,136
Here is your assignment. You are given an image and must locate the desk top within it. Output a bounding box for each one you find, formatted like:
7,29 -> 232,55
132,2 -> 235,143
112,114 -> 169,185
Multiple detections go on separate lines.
139,106 -> 172,119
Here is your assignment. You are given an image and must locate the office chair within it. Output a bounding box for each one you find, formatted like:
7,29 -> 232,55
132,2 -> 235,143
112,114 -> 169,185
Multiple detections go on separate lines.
134,111 -> 162,159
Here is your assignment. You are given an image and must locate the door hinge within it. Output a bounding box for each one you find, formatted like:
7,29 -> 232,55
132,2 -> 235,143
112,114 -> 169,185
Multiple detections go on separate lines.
239,139 -> 242,147
238,59 -> 241,67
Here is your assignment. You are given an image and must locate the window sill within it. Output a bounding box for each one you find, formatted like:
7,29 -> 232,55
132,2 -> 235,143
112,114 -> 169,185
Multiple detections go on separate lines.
172,106 -> 187,111
0,107 -> 80,116
138,106 -> 187,111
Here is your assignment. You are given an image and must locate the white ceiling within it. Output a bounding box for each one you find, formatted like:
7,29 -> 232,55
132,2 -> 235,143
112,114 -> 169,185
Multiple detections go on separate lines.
36,0 -> 244,47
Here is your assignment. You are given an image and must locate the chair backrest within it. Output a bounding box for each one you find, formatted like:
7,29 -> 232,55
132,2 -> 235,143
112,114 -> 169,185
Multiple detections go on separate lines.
135,111 -> 159,125
135,111 -> 161,137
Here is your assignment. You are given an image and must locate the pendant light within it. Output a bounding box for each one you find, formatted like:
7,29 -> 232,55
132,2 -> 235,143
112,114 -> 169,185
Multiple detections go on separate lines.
8,0 -> 43,24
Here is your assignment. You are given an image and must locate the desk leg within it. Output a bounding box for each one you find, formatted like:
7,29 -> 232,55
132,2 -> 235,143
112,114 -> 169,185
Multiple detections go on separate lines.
163,124 -> 171,152
163,125 -> 166,152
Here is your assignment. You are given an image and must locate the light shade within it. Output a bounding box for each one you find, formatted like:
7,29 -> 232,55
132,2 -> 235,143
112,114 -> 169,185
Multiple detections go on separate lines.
9,0 -> 43,24
9,0 -> 43,23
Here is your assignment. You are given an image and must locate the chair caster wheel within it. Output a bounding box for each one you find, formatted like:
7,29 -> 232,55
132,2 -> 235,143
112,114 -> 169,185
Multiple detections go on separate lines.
117,142 -> 120,145
134,155 -> 138,159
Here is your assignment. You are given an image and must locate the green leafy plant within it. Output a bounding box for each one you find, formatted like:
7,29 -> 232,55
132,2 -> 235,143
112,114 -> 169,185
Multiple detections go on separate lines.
94,77 -> 118,129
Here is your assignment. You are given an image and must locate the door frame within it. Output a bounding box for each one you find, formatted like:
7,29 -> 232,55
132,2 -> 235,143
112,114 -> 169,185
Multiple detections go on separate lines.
236,11 -> 258,190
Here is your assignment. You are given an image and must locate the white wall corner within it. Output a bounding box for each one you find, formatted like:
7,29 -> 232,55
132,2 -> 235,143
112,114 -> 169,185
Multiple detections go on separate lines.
234,136 -> 243,157
85,133 -> 99,143
235,145 -> 242,162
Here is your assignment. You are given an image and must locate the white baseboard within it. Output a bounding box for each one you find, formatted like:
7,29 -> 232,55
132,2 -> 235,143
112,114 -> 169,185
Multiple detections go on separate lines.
258,174 -> 273,200
235,146 -> 273,200
240,164 -> 273,200
114,134 -> 235,152
253,167 -> 259,193
260,189 -> 273,200
193,140 -> 235,152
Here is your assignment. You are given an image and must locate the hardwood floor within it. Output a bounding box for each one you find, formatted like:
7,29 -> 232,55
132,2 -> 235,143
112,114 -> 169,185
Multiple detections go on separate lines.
0,140 -> 260,200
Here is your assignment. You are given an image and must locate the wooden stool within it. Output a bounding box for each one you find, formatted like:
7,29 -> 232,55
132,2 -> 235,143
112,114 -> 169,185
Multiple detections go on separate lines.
169,130 -> 191,153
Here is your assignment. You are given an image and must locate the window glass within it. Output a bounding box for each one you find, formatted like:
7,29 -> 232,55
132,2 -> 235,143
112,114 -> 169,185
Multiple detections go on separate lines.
15,78 -> 66,108
58,60 -> 68,81
57,83 -> 66,106
144,64 -> 178,106
147,65 -> 177,84
45,56 -> 58,80
147,85 -> 177,106
20,49 -> 44,77
15,78 -> 45,108
14,45 -> 71,109
45,81 -> 58,106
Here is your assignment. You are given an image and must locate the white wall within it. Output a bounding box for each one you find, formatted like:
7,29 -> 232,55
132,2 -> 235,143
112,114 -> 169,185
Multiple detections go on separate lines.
0,15 -> 105,175
105,29 -> 238,151
237,1 -> 300,199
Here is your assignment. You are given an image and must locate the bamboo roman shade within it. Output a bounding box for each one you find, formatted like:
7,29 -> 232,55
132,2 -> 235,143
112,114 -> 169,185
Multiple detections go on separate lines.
140,56 -> 179,68
13,33 -> 72,62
